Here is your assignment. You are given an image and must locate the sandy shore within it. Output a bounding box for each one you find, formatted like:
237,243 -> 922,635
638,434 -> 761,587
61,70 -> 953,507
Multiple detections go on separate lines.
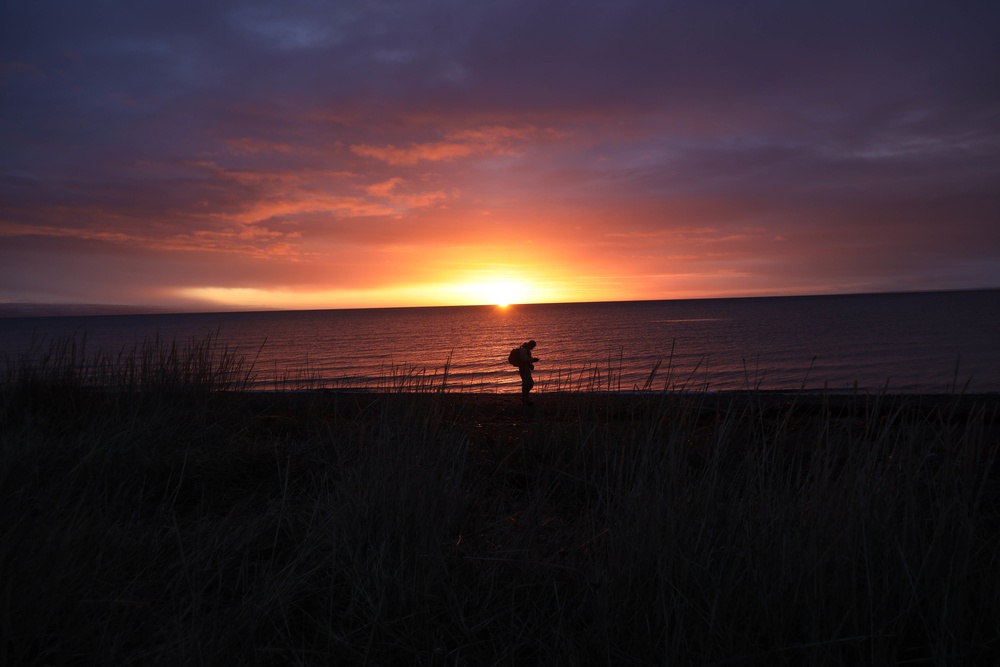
230,389 -> 999,459
236,388 -> 1000,425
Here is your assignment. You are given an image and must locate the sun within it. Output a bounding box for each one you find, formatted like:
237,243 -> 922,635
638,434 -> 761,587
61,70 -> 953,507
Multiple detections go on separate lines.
452,277 -> 532,307
434,267 -> 551,307
481,279 -> 529,307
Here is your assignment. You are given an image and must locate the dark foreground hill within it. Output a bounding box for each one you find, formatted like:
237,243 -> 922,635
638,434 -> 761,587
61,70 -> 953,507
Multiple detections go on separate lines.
2,387 -> 998,665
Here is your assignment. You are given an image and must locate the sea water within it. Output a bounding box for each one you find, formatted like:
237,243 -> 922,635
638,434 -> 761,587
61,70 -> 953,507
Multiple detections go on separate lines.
1,290 -> 998,393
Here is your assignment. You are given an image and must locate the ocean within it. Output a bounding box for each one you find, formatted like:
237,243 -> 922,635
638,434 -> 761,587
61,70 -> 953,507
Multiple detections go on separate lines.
2,290 -> 998,394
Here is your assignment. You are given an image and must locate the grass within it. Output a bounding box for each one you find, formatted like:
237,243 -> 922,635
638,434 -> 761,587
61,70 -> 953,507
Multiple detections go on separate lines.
2,338 -> 999,665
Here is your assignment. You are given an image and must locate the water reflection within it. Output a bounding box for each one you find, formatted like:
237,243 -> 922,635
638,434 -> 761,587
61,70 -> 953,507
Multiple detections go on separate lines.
2,291 -> 997,393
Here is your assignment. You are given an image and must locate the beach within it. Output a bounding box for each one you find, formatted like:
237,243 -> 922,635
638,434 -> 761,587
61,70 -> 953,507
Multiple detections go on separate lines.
3,382 -> 999,665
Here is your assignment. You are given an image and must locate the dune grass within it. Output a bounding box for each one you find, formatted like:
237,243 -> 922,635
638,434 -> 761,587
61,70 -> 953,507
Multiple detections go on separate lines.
1,338 -> 999,665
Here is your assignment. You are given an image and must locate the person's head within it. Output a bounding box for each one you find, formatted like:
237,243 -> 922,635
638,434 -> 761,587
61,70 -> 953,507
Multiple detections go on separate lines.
526,340 -> 536,349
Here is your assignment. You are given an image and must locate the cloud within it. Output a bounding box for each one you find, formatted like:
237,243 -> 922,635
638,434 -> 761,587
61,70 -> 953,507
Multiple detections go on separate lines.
350,125 -> 550,165
351,141 -> 474,165
364,177 -> 404,197
225,195 -> 396,224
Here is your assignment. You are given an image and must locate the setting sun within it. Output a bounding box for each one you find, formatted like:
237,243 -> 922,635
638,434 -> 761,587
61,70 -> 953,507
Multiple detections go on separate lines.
462,277 -> 534,307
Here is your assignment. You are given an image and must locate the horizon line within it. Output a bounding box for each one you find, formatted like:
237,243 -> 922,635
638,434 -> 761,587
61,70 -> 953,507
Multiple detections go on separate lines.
2,286 -> 997,319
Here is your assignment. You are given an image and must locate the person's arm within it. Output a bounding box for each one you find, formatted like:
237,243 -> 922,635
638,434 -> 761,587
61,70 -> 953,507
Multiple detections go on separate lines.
518,347 -> 532,365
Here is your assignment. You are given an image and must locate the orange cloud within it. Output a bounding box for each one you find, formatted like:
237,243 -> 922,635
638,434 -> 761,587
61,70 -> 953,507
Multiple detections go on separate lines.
364,177 -> 405,197
0,217 -> 304,261
362,177 -> 448,208
185,162 -> 448,225
227,195 -> 397,224
349,124 -> 551,165
396,191 -> 448,207
350,141 -> 474,165
0,222 -> 130,242
447,126 -> 534,142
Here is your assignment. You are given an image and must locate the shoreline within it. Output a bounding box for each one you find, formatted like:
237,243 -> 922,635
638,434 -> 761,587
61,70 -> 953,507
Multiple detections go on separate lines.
229,387 -> 1000,418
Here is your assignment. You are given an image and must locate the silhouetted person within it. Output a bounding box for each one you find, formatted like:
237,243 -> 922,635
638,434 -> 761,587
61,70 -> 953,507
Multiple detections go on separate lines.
515,340 -> 539,405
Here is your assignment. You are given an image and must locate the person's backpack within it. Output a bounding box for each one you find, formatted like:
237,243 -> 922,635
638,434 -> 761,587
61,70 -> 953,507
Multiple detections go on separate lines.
507,346 -> 521,367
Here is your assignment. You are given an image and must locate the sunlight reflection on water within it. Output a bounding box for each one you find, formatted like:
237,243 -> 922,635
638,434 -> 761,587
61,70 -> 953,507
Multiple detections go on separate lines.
2,290 -> 998,393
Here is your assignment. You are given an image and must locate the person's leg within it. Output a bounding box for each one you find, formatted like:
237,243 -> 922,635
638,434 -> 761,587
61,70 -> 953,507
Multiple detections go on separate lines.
520,368 -> 534,403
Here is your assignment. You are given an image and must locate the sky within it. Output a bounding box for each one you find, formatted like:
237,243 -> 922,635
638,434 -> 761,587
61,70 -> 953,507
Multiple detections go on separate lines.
2,0 -> 999,311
